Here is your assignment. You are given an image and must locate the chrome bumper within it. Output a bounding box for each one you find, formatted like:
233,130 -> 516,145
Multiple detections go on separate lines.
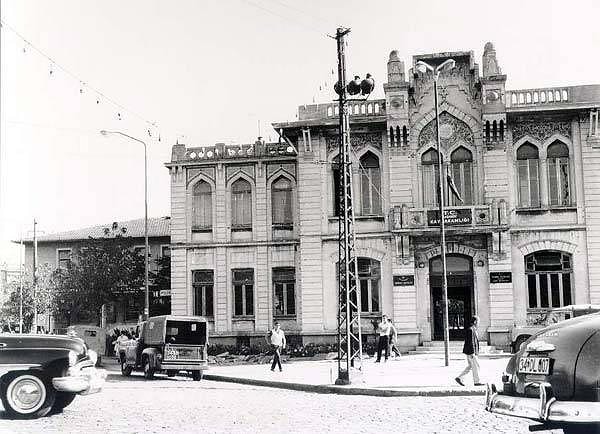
486,383 -> 600,423
52,360 -> 107,395
158,361 -> 208,371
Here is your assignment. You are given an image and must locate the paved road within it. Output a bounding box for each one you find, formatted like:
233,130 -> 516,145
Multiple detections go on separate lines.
0,371 -> 561,434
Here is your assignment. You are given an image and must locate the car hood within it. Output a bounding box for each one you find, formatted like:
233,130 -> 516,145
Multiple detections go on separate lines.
1,334 -> 87,355
509,313 -> 600,400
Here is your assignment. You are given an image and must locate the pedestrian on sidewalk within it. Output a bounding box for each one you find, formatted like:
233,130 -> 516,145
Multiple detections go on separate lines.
455,316 -> 484,386
387,317 -> 401,358
375,314 -> 390,362
266,321 -> 286,372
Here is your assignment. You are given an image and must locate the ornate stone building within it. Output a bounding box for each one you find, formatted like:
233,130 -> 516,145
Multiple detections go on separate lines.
167,43 -> 600,350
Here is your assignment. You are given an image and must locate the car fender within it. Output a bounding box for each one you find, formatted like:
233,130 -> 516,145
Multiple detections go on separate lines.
141,348 -> 161,369
573,331 -> 600,401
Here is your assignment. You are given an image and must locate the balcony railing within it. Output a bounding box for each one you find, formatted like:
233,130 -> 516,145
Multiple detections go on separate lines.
298,99 -> 386,121
506,87 -> 570,108
391,202 -> 508,231
181,142 -> 296,162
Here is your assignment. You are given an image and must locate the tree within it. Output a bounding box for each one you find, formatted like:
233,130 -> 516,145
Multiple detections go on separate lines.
50,224 -> 145,325
150,255 -> 171,316
0,264 -> 55,332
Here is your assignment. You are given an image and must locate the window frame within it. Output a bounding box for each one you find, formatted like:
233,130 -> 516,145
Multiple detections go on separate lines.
56,248 -> 72,270
449,147 -> 474,206
192,269 -> 214,317
421,148 -> 444,207
271,177 -> 294,229
546,141 -> 571,207
525,251 -> 573,310
232,268 -> 254,318
359,152 -> 382,216
357,258 -> 381,314
516,143 -> 541,208
231,179 -> 253,231
192,180 -> 213,232
272,267 -> 296,318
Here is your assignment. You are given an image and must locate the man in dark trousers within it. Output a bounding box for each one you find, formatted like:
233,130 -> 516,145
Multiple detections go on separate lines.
455,315 -> 483,386
266,321 -> 286,372
375,314 -> 390,362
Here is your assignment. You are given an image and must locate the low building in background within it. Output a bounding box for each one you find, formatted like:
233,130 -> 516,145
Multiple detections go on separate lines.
18,216 -> 171,331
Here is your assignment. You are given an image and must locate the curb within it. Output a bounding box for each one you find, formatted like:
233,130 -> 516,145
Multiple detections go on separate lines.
203,374 -> 486,397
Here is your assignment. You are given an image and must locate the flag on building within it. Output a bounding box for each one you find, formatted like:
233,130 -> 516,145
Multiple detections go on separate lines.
447,166 -> 463,203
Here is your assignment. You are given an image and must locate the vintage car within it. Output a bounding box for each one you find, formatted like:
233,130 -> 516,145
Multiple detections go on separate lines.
119,315 -> 208,381
485,312 -> 600,433
0,334 -> 106,418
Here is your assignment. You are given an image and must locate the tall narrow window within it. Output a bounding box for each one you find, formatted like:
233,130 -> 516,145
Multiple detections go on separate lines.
231,179 -> 252,230
332,156 -> 341,216
525,251 -> 572,309
358,258 -> 381,313
450,147 -> 474,205
192,270 -> 214,316
517,143 -> 540,208
547,141 -> 571,207
192,181 -> 212,230
272,177 -> 293,228
273,267 -> 295,317
57,249 -> 71,269
422,148 -> 442,207
359,152 -> 382,215
233,269 -> 254,317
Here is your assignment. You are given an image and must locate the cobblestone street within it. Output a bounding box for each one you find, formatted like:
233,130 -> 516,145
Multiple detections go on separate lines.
0,371 -> 561,434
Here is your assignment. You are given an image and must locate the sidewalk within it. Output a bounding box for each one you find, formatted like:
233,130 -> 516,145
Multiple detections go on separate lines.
203,354 -> 511,397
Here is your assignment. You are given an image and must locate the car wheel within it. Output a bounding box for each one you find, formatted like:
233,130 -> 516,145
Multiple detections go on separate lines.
143,359 -> 155,380
0,373 -> 56,418
192,371 -> 202,381
49,392 -> 76,414
563,423 -> 600,434
121,361 -> 133,377
167,370 -> 177,378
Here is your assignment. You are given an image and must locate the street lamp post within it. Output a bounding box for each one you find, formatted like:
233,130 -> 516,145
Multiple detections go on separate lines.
100,130 -> 149,320
416,58 -> 456,367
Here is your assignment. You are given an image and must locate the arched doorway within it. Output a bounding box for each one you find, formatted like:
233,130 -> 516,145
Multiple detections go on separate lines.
430,254 -> 474,340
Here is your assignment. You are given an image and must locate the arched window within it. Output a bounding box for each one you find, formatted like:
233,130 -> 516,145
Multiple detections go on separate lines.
450,147 -> 474,205
547,141 -> 571,206
525,251 -> 572,308
389,127 -> 395,146
271,177 -> 293,228
422,148 -> 441,207
192,180 -> 212,230
359,152 -> 382,215
517,143 -> 540,208
231,179 -> 252,230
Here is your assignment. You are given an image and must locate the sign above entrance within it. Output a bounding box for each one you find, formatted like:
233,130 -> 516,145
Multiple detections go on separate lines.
427,209 -> 472,226
393,275 -> 414,286
490,272 -> 512,284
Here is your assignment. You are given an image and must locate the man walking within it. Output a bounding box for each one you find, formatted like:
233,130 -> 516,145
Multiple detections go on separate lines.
387,317 -> 401,358
266,321 -> 286,372
375,314 -> 390,362
455,316 -> 483,386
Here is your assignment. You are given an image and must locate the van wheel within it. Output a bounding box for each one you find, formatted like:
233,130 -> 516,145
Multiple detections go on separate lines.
143,359 -> 155,380
121,361 -> 133,377
0,373 -> 56,418
192,371 -> 202,381
166,370 -> 177,378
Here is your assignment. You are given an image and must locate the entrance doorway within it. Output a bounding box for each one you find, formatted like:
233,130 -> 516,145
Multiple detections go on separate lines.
430,255 -> 474,340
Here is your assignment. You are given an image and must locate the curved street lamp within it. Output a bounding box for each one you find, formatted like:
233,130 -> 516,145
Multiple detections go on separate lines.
100,130 -> 149,321
415,58 -> 456,367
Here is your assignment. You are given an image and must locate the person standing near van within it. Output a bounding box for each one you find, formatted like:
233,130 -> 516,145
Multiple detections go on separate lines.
375,315 -> 390,362
266,321 -> 286,372
455,316 -> 483,386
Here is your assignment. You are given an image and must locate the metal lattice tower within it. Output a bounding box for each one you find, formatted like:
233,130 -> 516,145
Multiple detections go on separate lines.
335,27 -> 363,385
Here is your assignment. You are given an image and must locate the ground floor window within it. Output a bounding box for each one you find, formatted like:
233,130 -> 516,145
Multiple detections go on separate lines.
233,269 -> 254,317
358,258 -> 381,313
525,251 -> 572,309
192,270 -> 214,317
273,267 -> 295,317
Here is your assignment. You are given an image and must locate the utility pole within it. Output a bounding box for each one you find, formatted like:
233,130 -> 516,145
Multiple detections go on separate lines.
32,219 -> 38,334
335,27 -> 363,385
19,236 -> 24,333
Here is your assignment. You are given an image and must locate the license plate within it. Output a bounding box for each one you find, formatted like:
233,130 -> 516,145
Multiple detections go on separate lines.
518,357 -> 550,375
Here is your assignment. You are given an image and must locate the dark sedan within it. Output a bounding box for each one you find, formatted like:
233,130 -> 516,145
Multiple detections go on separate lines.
485,312 -> 600,433
0,334 -> 106,418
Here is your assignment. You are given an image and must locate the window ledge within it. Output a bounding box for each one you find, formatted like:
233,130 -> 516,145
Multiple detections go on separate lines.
273,315 -> 297,320
192,227 -> 213,233
328,215 -> 385,222
231,227 -> 253,232
516,206 -> 576,214
232,316 -> 255,321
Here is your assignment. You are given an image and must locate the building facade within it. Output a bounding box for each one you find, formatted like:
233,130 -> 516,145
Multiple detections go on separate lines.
19,217 -> 171,329
167,43 -> 600,350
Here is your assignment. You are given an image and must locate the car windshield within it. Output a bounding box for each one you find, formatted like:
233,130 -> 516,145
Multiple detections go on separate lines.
165,320 -> 207,345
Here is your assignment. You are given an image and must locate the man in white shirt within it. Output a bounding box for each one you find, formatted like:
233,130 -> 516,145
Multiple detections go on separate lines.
266,321 -> 286,372
375,315 -> 390,362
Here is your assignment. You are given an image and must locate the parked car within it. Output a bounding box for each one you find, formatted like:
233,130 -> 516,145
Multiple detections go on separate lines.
485,312 -> 600,433
510,304 -> 600,353
65,325 -> 107,366
0,333 -> 106,418
119,315 -> 208,381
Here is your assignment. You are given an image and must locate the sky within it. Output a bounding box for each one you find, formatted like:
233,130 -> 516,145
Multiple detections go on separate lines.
1,0 -> 599,266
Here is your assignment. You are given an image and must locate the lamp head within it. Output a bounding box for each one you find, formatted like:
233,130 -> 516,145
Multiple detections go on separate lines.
100,130 -> 108,136
415,61 -> 432,74
437,59 -> 456,73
